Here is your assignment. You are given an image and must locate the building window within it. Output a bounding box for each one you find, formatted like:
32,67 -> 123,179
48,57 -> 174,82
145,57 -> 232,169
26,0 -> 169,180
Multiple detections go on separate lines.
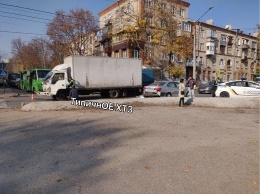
133,50 -> 139,58
252,41 -> 256,49
182,22 -> 191,32
171,5 -> 175,15
220,46 -> 225,54
236,49 -> 240,57
219,59 -> 224,66
122,49 -> 127,58
227,46 -> 232,55
115,51 -> 120,58
146,0 -> 153,8
199,43 -> 204,51
179,8 -> 184,17
161,3 -> 166,11
115,10 -> 119,18
161,19 -> 167,28
161,36 -> 166,44
170,54 -> 175,62
199,30 -> 205,38
161,52 -> 167,59
146,17 -> 153,26
147,35 -> 152,42
242,39 -> 249,45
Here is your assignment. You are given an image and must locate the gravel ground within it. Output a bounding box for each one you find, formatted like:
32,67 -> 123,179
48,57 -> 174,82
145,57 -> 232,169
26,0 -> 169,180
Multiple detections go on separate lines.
0,106 -> 259,194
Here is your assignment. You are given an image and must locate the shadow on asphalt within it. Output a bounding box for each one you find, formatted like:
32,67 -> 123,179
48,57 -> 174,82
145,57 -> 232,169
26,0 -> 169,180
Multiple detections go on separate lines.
0,112 -> 147,193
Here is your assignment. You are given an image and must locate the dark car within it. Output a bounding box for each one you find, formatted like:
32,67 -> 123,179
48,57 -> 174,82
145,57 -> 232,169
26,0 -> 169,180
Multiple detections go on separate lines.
198,81 -> 215,94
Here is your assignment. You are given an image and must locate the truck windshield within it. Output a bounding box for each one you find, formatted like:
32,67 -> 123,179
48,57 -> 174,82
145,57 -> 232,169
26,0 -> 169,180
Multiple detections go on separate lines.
43,71 -> 53,81
38,70 -> 51,80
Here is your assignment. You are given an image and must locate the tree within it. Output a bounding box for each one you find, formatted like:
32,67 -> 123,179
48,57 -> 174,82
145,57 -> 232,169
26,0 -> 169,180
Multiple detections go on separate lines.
117,0 -> 193,69
170,66 -> 185,78
10,37 -> 53,70
47,8 -> 99,58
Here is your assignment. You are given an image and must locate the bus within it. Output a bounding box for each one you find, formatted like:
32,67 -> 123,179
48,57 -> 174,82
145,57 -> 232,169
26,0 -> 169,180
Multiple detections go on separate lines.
20,68 -> 51,92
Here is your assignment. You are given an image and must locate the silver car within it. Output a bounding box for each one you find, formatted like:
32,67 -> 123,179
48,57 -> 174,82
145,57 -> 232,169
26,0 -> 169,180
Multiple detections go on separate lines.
143,81 -> 179,97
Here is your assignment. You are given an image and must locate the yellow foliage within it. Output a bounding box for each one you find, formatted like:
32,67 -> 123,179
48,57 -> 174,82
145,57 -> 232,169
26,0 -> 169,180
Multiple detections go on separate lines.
170,66 -> 185,78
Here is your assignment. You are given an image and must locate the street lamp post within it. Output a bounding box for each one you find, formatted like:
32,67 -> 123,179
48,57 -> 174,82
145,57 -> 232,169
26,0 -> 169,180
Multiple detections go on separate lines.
192,6 -> 214,80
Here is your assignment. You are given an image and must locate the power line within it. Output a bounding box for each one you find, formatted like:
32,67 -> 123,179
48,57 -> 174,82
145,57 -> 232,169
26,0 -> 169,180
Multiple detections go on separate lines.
0,2 -> 102,23
0,30 -> 47,36
0,14 -> 48,24
0,2 -> 55,15
0,10 -> 52,21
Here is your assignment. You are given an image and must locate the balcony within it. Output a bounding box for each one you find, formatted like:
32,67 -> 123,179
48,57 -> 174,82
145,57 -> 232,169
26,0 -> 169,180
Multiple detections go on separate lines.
251,43 -> 257,50
220,40 -> 227,46
206,41 -> 215,55
242,44 -> 249,50
227,66 -> 232,71
219,64 -> 225,70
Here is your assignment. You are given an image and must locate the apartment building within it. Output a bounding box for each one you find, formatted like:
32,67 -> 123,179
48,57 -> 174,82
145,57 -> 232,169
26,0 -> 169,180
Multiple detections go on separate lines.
96,0 -> 191,75
187,20 -> 258,81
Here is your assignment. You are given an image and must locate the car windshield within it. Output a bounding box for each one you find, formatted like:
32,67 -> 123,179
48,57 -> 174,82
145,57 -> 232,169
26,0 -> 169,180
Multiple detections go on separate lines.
150,82 -> 166,86
10,74 -> 19,80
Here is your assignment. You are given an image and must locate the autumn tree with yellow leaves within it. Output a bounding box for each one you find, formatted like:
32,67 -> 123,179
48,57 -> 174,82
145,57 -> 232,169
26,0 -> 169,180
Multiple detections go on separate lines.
117,0 -> 193,72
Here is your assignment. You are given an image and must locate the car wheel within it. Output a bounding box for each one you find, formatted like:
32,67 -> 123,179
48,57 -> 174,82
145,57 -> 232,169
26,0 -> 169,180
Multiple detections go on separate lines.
220,91 -> 230,97
166,93 -> 172,97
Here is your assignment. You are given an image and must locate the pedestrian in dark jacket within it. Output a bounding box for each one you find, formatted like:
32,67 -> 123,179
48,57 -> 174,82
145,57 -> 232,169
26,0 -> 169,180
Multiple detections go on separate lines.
69,85 -> 78,99
212,77 -> 220,97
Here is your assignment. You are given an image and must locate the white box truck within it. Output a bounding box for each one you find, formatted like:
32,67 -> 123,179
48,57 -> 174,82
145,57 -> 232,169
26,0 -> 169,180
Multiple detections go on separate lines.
41,55 -> 142,100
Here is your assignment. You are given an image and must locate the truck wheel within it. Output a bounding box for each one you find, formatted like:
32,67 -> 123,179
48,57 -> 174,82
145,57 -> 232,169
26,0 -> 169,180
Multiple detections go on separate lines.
109,89 -> 120,98
56,91 -> 67,101
52,95 -> 57,100
166,93 -> 172,97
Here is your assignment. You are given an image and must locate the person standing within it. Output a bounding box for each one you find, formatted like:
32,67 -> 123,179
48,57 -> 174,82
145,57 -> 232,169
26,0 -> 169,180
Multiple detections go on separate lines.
179,78 -> 186,107
69,85 -> 78,99
212,77 -> 220,97
187,76 -> 196,98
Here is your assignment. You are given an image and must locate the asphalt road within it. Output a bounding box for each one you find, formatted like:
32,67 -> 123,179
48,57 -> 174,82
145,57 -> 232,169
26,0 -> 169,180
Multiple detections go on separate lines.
0,106 -> 259,194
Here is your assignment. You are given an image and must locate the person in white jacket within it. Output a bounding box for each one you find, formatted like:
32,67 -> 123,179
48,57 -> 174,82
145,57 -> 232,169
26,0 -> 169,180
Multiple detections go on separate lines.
179,78 -> 186,107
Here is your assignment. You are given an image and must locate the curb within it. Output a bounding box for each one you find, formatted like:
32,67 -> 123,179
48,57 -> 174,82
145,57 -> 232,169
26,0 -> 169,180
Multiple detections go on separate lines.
21,97 -> 260,111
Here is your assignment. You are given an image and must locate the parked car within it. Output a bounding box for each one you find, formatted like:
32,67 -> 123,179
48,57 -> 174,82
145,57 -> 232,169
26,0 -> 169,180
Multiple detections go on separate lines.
143,80 -> 180,97
215,80 -> 260,97
198,81 -> 215,94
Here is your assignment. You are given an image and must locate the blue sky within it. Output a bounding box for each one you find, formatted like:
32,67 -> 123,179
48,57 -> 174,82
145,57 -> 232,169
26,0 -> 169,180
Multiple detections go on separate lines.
0,0 -> 259,60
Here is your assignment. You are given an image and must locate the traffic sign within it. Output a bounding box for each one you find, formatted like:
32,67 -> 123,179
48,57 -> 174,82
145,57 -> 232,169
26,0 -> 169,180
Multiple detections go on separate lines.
0,70 -> 8,77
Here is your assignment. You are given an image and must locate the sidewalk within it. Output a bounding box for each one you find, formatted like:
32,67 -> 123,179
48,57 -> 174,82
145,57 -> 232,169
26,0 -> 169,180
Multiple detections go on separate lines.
21,96 -> 260,111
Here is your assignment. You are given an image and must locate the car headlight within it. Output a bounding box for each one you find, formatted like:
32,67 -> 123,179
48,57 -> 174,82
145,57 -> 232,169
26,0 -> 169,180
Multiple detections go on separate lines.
205,87 -> 210,90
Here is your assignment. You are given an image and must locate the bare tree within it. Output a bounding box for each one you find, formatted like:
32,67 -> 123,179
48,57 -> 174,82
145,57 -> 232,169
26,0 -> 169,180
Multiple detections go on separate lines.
47,8 -> 99,57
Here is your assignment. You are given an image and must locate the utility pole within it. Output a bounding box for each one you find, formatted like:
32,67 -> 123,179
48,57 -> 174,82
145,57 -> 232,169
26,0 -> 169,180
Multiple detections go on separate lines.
192,6 -> 214,80
232,29 -> 239,80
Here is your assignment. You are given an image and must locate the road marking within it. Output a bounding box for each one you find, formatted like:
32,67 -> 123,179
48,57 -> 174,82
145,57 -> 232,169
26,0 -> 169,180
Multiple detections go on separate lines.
0,99 -> 8,108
